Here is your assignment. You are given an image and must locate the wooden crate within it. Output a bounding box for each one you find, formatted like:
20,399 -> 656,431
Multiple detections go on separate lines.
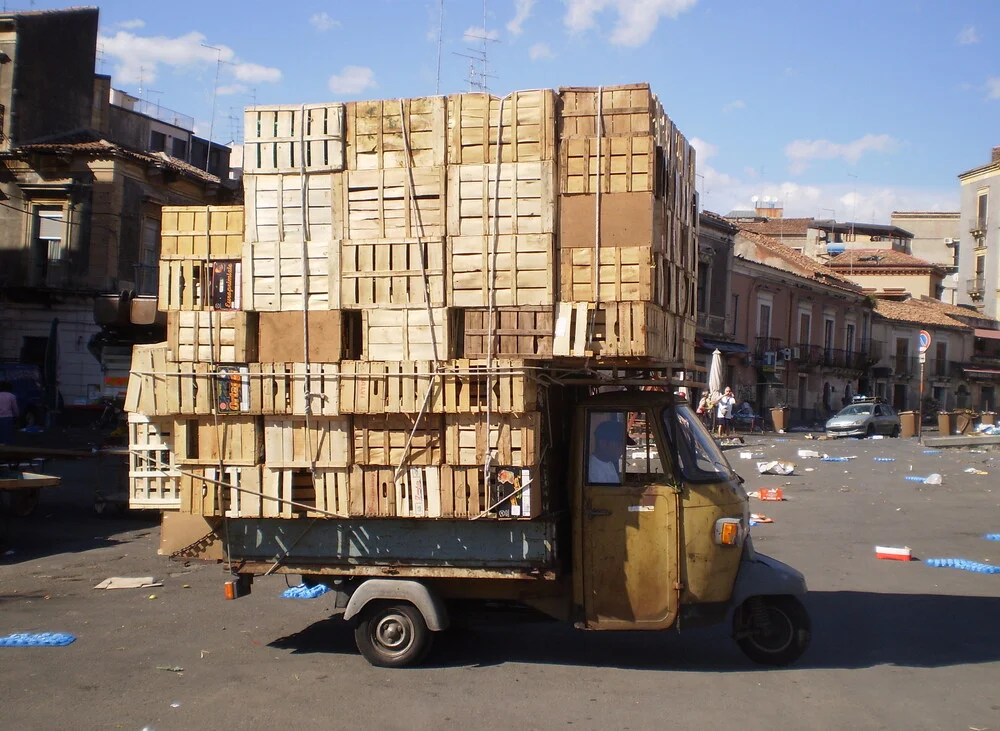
439,465 -> 485,518
243,172 -> 339,244
179,465 -> 262,518
437,360 -> 538,414
558,245 -> 660,303
242,240 -> 336,311
353,414 -> 444,467
346,96 -> 446,170
157,259 -> 210,311
340,238 -> 446,308
257,310 -> 347,363
461,307 -> 553,359
339,360 -> 437,415
351,465 -> 442,518
338,167 -> 446,240
552,301 -> 677,361
437,465 -> 540,519
447,161 -> 555,237
448,234 -> 554,307
444,412 -> 541,467
243,104 -> 345,174
447,90 -> 556,164
127,413 -> 181,510
259,466 -> 353,518
160,206 -> 244,259
172,416 -> 263,466
560,136 -> 657,194
248,362 -> 341,416
558,83 -> 658,138
363,307 -> 451,361
263,416 -> 351,468
167,311 -> 258,363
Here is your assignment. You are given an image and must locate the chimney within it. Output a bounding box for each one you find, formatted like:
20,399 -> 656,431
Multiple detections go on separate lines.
993,146 -> 1000,164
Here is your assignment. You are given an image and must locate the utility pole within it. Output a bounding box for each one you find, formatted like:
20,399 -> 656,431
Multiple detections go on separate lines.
202,44 -> 224,174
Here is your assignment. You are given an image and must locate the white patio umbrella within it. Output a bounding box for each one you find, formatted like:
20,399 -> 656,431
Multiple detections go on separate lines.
708,348 -> 724,397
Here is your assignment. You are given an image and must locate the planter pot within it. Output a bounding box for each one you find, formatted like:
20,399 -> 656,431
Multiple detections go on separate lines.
770,407 -> 790,433
937,412 -> 956,436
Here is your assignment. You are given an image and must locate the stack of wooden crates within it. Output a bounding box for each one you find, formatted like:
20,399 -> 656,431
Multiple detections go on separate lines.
125,82 -> 697,522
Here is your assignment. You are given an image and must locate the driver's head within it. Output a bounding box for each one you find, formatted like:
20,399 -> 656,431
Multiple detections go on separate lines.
594,420 -> 624,461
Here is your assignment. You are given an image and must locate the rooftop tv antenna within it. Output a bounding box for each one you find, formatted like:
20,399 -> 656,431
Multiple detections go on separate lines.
453,0 -> 498,92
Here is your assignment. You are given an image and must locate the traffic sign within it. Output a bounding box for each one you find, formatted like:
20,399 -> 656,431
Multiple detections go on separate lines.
918,330 -> 931,354
919,353 -> 926,364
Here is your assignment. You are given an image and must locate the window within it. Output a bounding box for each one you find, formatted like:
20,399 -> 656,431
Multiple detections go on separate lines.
137,217 -> 161,295
977,190 -> 989,228
35,206 -> 65,261
150,130 -> 166,152
172,137 -> 188,159
697,262 -> 709,314
666,405 -> 732,482
730,294 -> 739,335
758,298 -> 772,339
845,323 -> 856,357
586,410 -> 665,485
824,318 -> 835,351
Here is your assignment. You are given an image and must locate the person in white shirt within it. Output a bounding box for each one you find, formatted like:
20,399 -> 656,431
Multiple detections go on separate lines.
0,381 -> 18,444
588,420 -> 624,484
716,386 -> 736,436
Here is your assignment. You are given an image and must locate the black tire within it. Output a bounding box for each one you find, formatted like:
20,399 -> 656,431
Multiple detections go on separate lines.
735,595 -> 811,666
890,424 -> 901,438
865,423 -> 875,438
354,601 -> 433,668
9,488 -> 40,517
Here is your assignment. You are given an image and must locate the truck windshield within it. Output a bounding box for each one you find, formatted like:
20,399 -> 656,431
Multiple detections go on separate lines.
667,404 -> 733,482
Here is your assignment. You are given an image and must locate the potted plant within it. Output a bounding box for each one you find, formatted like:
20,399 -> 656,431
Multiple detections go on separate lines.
770,402 -> 791,433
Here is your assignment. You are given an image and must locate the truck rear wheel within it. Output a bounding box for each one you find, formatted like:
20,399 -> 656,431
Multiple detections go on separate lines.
354,601 -> 433,668
735,595 -> 810,666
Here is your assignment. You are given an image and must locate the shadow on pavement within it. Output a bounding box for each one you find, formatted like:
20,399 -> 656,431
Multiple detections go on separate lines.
268,591 -> 1000,671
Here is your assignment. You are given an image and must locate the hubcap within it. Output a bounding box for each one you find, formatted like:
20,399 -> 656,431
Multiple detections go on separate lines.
752,607 -> 794,653
375,614 -> 412,653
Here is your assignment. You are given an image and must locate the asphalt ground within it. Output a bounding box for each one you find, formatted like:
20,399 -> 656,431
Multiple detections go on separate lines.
2,435 -> 1000,730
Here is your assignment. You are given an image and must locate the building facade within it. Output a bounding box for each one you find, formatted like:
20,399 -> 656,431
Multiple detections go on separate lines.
890,211 -> 960,304
694,212 -> 742,375
826,249 -> 946,300
957,147 -> 1000,318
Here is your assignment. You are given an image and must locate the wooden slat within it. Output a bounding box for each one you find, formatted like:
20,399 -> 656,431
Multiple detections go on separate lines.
558,83 -> 657,138
352,414 -> 444,467
346,96 -> 446,170
243,104 -> 345,174
448,234 -> 554,308
558,246 -> 658,303
461,307 -> 554,359
447,161 -> 555,237
157,260 -> 210,311
127,413 -> 181,510
444,412 -> 540,467
167,311 -> 258,363
160,206 -> 244,259
339,167 -> 446,240
243,172 -> 338,244
341,238 -> 446,307
448,90 -> 556,164
560,136 -> 656,195
172,416 -> 263,466
242,240 -> 334,311
263,417 -> 351,468
363,307 -> 451,362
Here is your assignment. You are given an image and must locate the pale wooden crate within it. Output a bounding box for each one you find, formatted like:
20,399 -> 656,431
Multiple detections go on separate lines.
127,413 -> 181,510
436,359 -> 538,414
353,414 -> 444,467
243,104 -> 345,174
346,96 -> 446,170
444,412 -> 541,467
242,240 -> 336,311
560,135 -> 657,195
124,343 -> 169,416
461,306 -> 554,359
243,172 -> 338,244
363,307 -> 451,362
558,245 -> 660,303
248,362 -> 341,416
179,465 -> 262,519
338,167 -> 446,240
160,206 -> 244,259
448,234 -> 554,308
351,465 -> 442,518
172,416 -> 263,466
552,301 -> 677,362
263,416 -> 351,468
447,161 -> 555,237
558,83 -> 658,138
260,466 -> 353,518
438,465 -> 485,518
167,311 -> 258,363
340,238 -> 446,308
447,90 -> 556,164
339,360 -> 438,415
157,259 -> 210,311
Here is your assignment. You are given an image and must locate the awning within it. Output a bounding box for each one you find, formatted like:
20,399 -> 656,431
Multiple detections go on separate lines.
698,339 -> 749,355
974,329 -> 1000,340
964,367 -> 1000,378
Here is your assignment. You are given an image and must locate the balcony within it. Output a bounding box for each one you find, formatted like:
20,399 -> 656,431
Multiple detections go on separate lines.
968,277 -> 985,299
822,348 -> 868,371
969,218 -> 987,235
796,343 -> 825,367
696,312 -> 729,337
755,336 -> 783,358
924,359 -> 964,379
892,356 -> 918,378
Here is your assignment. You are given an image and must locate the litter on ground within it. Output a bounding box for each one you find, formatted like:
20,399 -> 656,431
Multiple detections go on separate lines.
756,460 -> 795,476
875,546 -> 912,561
964,467 -> 989,475
0,633 -> 76,647
749,513 -> 774,525
94,577 -> 162,590
924,558 -> 1000,574
280,583 -> 332,599
797,449 -> 820,458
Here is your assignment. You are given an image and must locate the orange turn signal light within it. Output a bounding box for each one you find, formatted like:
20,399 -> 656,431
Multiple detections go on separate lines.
720,521 -> 739,545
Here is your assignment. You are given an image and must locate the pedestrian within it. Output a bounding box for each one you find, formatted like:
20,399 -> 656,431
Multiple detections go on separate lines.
0,381 -> 18,445
696,391 -> 712,427
716,386 -> 736,437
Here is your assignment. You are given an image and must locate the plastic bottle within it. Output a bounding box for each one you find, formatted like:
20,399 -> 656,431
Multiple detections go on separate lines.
924,473 -> 943,485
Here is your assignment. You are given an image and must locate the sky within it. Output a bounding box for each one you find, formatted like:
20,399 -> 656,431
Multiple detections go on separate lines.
12,0 -> 999,223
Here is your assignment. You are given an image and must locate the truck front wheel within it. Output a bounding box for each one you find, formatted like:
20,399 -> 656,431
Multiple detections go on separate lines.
735,595 -> 810,666
354,601 -> 433,668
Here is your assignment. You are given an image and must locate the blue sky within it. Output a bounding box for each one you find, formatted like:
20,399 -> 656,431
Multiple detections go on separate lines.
15,0 -> 1000,222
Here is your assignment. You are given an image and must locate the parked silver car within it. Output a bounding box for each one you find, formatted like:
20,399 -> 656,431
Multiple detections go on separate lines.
825,400 -> 901,438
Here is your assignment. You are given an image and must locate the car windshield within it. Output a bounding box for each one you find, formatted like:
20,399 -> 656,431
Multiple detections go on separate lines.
837,405 -> 873,416
667,404 -> 733,482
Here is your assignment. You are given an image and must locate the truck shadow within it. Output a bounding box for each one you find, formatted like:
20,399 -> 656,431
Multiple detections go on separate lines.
270,591 -> 1000,670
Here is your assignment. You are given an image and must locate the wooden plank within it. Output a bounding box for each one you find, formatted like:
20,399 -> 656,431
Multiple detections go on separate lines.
447,161 -> 555,237
363,307 -> 450,362
263,417 -> 351,468
160,206 -> 244,259
448,234 -> 554,308
339,167 -> 446,240
243,172 -> 338,244
243,104 -> 345,174
346,97 -> 446,170
242,240 -> 333,311
167,311 -> 258,363
157,259 -> 210,311
448,90 -> 556,164
461,306 -> 554,359
172,416 -> 263,466
341,238 -> 446,307
257,310 -> 344,363
352,414 -> 443,467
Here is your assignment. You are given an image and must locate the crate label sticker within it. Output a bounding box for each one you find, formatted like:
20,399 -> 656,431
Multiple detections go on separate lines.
628,505 -> 654,512
211,261 -> 242,310
215,365 -> 250,413
492,466 -> 529,519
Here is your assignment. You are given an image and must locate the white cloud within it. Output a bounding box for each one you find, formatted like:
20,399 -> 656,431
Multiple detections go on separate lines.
507,0 -> 536,35
784,134 -> 899,174
232,62 -> 282,83
722,99 -> 745,114
310,12 -> 340,32
328,65 -> 377,95
217,83 -> 248,96
564,0 -> 698,47
957,25 -> 980,45
690,137 -> 717,162
463,25 -> 500,43
987,77 -> 1000,100
529,42 -> 555,60
118,19 -> 145,29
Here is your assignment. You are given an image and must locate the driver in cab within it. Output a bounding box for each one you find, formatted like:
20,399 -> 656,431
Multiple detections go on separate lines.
589,420 -> 625,484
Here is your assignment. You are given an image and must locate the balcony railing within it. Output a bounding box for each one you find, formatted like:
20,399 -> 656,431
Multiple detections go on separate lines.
968,277 -> 985,298
755,336 -> 783,358
823,348 -> 868,371
969,217 -> 987,235
697,312 -> 729,337
796,343 -> 825,366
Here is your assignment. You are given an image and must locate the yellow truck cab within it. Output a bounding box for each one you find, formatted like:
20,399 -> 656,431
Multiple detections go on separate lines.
215,390 -> 810,668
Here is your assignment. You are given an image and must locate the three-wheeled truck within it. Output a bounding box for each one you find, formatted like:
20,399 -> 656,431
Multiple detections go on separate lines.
201,390 -> 810,667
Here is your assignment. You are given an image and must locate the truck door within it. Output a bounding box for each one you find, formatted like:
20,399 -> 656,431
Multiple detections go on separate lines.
581,408 -> 680,630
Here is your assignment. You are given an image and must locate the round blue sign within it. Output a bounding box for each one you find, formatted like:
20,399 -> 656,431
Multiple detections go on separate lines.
918,330 -> 931,353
